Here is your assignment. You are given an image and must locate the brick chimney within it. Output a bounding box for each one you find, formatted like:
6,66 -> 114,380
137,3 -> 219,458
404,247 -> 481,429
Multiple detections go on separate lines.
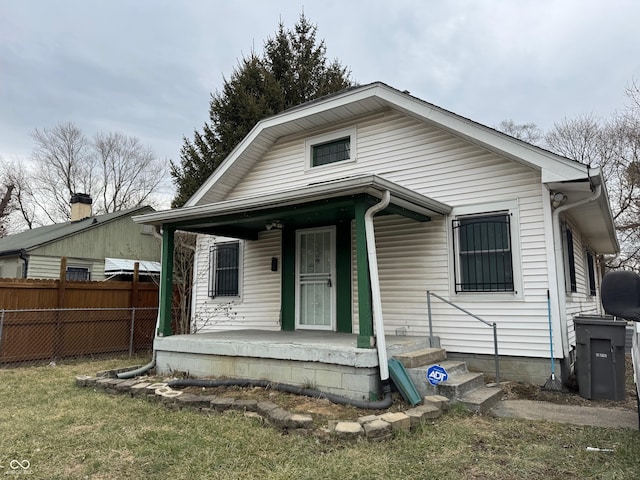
70,193 -> 92,221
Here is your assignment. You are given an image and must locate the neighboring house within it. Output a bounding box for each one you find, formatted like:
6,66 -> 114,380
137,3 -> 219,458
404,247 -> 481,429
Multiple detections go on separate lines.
0,197 -> 160,281
135,82 -> 618,399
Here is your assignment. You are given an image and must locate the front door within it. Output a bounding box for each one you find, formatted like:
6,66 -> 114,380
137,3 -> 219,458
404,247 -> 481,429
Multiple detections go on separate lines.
295,227 -> 336,330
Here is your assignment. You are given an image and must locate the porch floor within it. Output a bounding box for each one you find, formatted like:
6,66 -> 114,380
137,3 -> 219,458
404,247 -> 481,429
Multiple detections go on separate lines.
154,329 -> 432,368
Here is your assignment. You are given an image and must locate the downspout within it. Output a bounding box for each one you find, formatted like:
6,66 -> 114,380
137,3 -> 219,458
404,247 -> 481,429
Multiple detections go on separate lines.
551,184 -> 602,364
18,249 -> 28,278
364,190 -> 391,381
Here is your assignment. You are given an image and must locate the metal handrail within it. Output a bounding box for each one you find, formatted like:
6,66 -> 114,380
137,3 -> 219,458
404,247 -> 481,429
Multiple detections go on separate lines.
427,290 -> 500,385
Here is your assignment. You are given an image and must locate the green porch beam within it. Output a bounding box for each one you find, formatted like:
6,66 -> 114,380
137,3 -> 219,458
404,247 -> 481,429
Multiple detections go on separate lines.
158,226 -> 175,337
336,220 -> 352,333
281,227 -> 296,331
354,200 -> 374,348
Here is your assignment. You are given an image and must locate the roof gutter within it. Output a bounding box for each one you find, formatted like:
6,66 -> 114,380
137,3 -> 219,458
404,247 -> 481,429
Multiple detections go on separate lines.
552,184 -> 603,359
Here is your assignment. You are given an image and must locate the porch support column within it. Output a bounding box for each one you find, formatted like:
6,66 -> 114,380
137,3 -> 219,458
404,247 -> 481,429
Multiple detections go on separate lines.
355,200 -> 374,348
158,226 -> 175,337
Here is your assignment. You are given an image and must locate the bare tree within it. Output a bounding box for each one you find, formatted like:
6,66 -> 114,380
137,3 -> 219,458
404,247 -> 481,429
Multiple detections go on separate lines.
12,122 -> 168,228
30,122 -> 95,223
544,91 -> 640,269
173,231 -> 197,334
94,132 -> 165,213
496,119 -> 543,145
0,183 -> 14,237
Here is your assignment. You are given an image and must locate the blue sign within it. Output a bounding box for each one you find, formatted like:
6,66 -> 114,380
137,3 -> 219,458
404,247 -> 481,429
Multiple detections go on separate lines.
426,365 -> 449,386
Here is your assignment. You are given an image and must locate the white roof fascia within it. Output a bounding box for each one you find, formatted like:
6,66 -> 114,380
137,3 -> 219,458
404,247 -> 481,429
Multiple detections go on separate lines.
136,175 -> 452,226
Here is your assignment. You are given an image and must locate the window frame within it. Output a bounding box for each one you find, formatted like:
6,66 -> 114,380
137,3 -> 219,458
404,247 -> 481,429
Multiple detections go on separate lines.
305,128 -> 356,170
449,201 -> 522,301
585,249 -> 597,297
562,222 -> 577,294
66,265 -> 91,281
208,240 -> 242,299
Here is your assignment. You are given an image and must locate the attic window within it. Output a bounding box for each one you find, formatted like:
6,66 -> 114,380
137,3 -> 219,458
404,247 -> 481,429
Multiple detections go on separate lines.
312,137 -> 350,167
305,128 -> 356,169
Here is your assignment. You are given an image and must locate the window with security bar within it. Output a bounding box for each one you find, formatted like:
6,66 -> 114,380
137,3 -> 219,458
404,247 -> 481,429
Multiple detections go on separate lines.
209,242 -> 240,297
453,213 -> 514,292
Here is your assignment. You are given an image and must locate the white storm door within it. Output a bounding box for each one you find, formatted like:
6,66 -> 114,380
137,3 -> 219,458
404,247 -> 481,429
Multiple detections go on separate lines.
295,227 -> 336,330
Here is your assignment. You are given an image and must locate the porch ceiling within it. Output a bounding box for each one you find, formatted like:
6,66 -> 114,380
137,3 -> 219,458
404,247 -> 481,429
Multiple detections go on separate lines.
134,175 -> 452,239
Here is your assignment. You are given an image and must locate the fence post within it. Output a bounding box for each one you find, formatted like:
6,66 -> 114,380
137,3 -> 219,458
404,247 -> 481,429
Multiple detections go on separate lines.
0,309 -> 4,355
54,257 -> 68,359
129,307 -> 136,357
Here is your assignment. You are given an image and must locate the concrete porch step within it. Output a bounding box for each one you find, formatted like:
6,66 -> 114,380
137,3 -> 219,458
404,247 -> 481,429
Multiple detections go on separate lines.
437,371 -> 486,400
393,347 -> 446,368
400,350 -> 503,413
457,385 -> 503,413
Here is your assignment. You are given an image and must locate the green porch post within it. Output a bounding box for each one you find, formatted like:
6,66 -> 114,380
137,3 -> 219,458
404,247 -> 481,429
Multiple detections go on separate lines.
158,226 -> 175,337
355,200 -> 374,348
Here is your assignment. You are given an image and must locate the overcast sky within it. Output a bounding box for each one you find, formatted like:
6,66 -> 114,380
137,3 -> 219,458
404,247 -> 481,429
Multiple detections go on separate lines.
1,0 -> 639,203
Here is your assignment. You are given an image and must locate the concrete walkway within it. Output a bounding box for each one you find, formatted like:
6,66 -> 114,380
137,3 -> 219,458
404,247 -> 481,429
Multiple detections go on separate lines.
490,399 -> 639,430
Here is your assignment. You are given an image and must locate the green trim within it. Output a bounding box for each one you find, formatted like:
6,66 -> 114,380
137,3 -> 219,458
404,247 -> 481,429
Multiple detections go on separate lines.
354,200 -> 373,348
158,226 -> 175,337
335,220 -> 352,333
281,227 -> 296,331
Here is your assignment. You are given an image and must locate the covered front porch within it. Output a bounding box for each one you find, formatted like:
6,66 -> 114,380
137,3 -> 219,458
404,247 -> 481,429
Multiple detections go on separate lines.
154,329 -> 434,400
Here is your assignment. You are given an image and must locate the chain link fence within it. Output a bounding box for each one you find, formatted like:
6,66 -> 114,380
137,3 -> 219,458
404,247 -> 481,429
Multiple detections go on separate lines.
0,307 -> 163,366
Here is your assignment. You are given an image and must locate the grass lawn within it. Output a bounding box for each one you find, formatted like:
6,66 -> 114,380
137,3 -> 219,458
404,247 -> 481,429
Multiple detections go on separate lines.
1,356 -> 639,479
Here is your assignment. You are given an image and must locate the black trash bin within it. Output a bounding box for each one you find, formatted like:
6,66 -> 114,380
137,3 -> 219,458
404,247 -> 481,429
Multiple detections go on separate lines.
574,315 -> 626,401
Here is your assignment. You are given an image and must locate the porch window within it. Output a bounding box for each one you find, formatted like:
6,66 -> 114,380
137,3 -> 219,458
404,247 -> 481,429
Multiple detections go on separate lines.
209,241 -> 240,297
452,213 -> 514,292
66,266 -> 90,281
563,224 -> 577,293
586,250 -> 596,296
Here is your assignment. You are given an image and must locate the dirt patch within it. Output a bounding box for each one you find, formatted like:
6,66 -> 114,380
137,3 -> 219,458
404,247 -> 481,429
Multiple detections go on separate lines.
501,355 -> 638,412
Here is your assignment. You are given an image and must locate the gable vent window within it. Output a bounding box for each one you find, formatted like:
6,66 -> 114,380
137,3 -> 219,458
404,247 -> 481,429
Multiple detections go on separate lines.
453,213 -> 514,292
209,241 -> 240,297
312,137 -> 350,167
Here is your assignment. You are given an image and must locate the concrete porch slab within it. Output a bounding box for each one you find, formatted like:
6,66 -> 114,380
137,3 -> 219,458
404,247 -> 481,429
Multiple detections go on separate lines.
154,330 -> 432,368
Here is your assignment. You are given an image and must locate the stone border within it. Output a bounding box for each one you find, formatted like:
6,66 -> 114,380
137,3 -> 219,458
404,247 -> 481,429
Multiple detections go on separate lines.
76,373 -> 450,441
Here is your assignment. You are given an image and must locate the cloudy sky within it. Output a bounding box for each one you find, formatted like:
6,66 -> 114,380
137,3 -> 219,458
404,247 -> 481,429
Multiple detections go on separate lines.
1,0 -> 639,203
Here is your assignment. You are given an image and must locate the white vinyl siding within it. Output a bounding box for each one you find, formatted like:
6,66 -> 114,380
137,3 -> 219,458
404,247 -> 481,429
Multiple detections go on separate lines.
561,217 -> 603,349
192,232 -> 281,333
24,256 -> 106,280
192,110 -> 588,359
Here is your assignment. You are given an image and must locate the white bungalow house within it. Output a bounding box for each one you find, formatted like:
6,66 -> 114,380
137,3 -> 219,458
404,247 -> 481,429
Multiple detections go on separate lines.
135,82 -> 618,401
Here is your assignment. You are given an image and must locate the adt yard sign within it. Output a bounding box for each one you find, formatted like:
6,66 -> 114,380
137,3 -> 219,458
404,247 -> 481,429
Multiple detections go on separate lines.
427,365 -> 449,386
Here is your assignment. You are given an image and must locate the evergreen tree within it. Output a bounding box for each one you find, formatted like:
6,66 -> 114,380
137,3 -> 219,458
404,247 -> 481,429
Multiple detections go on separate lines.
170,14 -> 352,207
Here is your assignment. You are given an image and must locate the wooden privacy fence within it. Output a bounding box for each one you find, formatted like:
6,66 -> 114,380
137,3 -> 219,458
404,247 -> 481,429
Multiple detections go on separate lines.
0,258 -> 174,364
0,307 -> 158,364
